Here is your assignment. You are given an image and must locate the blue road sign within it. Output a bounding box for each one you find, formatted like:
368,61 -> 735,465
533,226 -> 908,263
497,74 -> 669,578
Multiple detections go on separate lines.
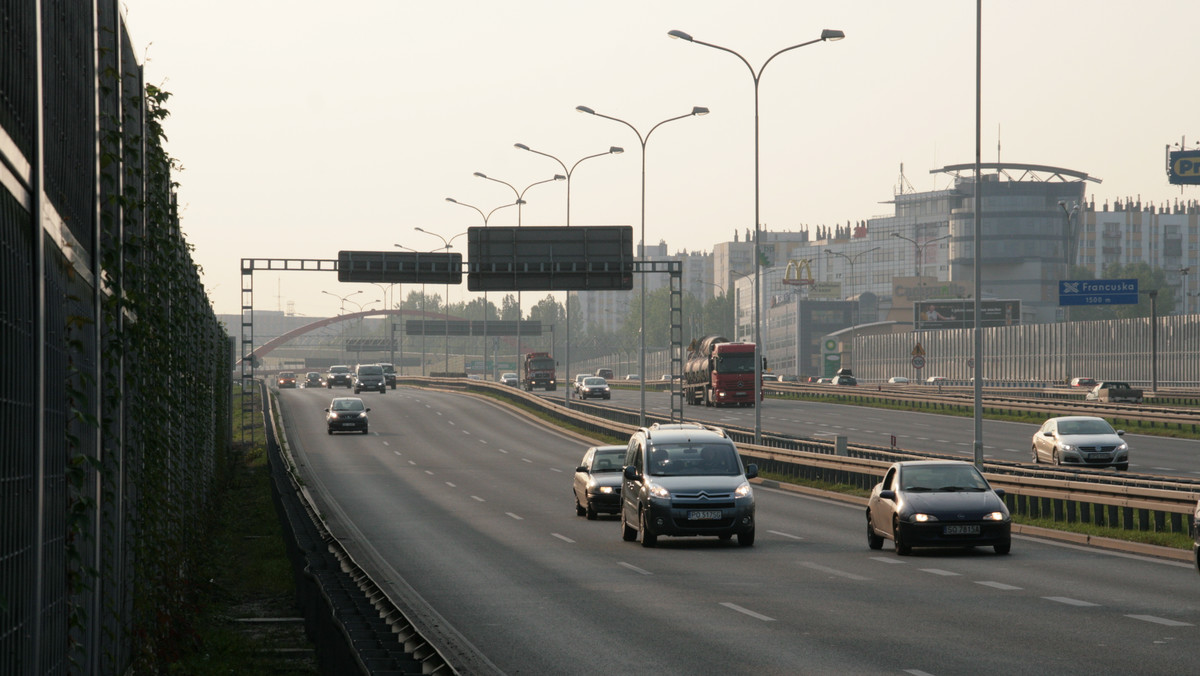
1059,278 -> 1139,306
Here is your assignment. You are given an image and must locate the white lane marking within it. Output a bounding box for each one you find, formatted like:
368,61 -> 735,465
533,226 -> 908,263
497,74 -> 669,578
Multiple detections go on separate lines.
1044,597 -> 1099,607
799,562 -> 868,581
551,533 -> 575,543
462,430 -> 471,435
471,496 -> 485,502
870,557 -> 905,564
506,512 -> 523,520
618,562 -> 652,575
445,482 -> 456,488
521,458 -> 533,463
382,441 -> 389,446
1152,467 -> 1176,471
720,602 -> 775,622
976,581 -> 1022,591
424,470 -> 434,476
479,439 -> 488,444
549,467 -> 562,473
1127,615 -> 1192,627
497,449 -> 509,454
767,530 -> 804,540
903,670 -> 937,676
920,569 -> 961,577
408,460 -> 417,465
394,451 -> 402,456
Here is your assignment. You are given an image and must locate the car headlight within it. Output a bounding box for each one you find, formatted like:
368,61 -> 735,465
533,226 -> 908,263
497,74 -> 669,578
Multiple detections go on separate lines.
982,511 -> 1006,521
598,486 -> 615,494
734,481 -> 753,498
648,483 -> 671,499
911,513 -> 938,523
1059,443 -> 1075,452
1116,443 -> 1128,452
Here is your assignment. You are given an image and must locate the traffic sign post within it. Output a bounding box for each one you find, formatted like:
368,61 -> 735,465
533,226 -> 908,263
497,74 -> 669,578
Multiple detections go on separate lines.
911,355 -> 925,370
1059,279 -> 1139,306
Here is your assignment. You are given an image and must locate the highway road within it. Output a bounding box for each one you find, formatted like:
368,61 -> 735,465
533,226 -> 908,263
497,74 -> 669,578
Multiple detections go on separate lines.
280,385 -> 1199,675
591,386 -> 1200,479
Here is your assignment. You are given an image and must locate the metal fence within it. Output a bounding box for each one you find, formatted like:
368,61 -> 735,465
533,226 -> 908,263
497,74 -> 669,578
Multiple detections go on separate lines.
1,2 -> 232,674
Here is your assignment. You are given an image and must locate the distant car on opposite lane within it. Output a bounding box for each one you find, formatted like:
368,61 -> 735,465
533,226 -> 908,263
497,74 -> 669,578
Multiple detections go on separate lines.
832,374 -> 857,386
572,373 -> 590,396
624,374 -> 640,381
573,445 -> 626,520
325,397 -> 370,435
925,376 -> 947,384
866,460 -> 1011,555
887,376 -> 910,384
500,372 -> 519,387
1031,415 -> 1128,470
1069,377 -> 1097,388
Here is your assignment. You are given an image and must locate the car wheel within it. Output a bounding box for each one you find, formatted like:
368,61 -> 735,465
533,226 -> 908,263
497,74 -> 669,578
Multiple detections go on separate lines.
1115,463 -> 1128,471
866,514 -> 884,550
893,517 -> 911,555
575,495 -> 586,517
737,528 -> 755,547
640,509 -> 657,548
380,387 -> 386,394
586,502 -> 597,520
621,514 -> 638,542
994,540 -> 1012,555
1031,446 -> 1040,464
361,428 -> 368,435
354,388 -> 360,394
327,429 -> 332,435
327,383 -> 332,389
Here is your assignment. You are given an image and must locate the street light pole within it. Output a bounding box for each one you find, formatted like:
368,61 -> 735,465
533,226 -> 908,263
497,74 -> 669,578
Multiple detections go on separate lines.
575,105 -> 708,426
475,171 -> 567,381
414,227 -> 468,375
669,27 -> 844,444
514,143 -> 624,406
825,247 -> 879,368
445,197 -> 521,380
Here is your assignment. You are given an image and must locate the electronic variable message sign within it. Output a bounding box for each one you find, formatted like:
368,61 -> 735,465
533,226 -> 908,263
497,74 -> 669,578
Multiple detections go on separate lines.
467,226 -> 634,292
337,250 -> 462,284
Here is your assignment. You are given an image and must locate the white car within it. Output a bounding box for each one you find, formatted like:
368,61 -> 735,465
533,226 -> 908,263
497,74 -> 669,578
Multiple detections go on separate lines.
500,372 -> 519,387
1031,416 -> 1128,471
925,376 -> 946,384
887,376 -> 910,384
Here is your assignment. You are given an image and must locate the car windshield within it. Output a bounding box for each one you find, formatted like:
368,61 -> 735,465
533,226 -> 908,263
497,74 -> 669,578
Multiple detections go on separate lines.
583,377 -> 606,386
900,465 -> 988,492
648,443 -> 740,477
529,358 -> 555,370
330,366 -> 350,374
715,353 -> 756,374
359,366 -> 382,375
331,399 -> 364,412
591,450 -> 624,472
1058,419 -> 1116,436
280,372 -> 295,378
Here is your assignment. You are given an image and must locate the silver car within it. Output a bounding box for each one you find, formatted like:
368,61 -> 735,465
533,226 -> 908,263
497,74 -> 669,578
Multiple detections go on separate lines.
1031,416 -> 1128,470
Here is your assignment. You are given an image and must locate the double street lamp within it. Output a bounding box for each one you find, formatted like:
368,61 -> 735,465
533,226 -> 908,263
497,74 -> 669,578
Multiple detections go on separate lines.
474,171 -> 567,382
825,246 -> 879,368
575,105 -> 708,425
514,142 -> 625,406
445,197 -> 522,380
414,227 -> 467,374
669,27 -> 844,443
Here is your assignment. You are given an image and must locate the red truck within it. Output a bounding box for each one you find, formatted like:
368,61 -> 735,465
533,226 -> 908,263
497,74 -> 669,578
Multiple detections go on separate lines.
522,352 -> 558,391
683,335 -> 760,407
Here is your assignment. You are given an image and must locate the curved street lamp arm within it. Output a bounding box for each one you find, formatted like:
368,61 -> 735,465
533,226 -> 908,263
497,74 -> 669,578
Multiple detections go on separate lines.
475,172 -> 520,201
519,175 -> 565,200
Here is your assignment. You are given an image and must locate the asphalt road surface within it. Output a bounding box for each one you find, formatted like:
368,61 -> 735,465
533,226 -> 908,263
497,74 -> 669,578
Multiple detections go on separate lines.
281,386 -> 1199,675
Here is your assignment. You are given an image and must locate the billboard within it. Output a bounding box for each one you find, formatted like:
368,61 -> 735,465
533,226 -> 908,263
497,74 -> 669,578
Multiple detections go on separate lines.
914,299 -> 1021,330
1168,149 -> 1200,185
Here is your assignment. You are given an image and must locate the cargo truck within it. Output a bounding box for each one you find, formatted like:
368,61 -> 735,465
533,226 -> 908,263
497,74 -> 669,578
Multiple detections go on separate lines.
683,335 -> 760,407
523,352 -> 558,391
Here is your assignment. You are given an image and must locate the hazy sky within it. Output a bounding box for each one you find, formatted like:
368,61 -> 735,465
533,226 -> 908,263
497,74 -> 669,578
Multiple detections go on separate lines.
121,1 -> 1198,318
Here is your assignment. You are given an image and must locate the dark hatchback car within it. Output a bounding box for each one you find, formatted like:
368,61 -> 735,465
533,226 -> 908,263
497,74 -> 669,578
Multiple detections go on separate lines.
326,365 -> 353,389
866,460 -> 1011,555
621,423 -> 757,547
573,445 -> 626,520
325,397 -> 370,435
303,371 -> 323,388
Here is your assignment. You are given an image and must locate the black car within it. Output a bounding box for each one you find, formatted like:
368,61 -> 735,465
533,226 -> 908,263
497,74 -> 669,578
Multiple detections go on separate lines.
303,371 -> 322,388
326,365 -> 353,388
578,376 -> 611,400
379,363 -> 397,389
573,445 -> 626,520
325,397 -> 370,435
866,460 -> 1011,555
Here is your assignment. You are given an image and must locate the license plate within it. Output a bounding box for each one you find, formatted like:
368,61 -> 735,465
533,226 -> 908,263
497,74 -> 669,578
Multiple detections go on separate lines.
1088,453 -> 1110,461
943,525 -> 980,535
688,510 -> 723,521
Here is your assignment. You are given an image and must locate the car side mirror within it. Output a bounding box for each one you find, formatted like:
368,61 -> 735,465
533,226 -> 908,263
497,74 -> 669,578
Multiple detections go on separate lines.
624,465 -> 639,481
324,408 -> 330,412
1116,430 -> 1125,437
576,465 -> 588,472
1043,431 -> 1054,437
365,408 -> 371,412
993,488 -> 1006,499
879,489 -> 897,501
744,463 -> 758,480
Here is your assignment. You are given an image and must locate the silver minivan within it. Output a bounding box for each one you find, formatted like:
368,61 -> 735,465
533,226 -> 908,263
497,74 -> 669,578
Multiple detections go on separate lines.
354,364 -> 386,394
